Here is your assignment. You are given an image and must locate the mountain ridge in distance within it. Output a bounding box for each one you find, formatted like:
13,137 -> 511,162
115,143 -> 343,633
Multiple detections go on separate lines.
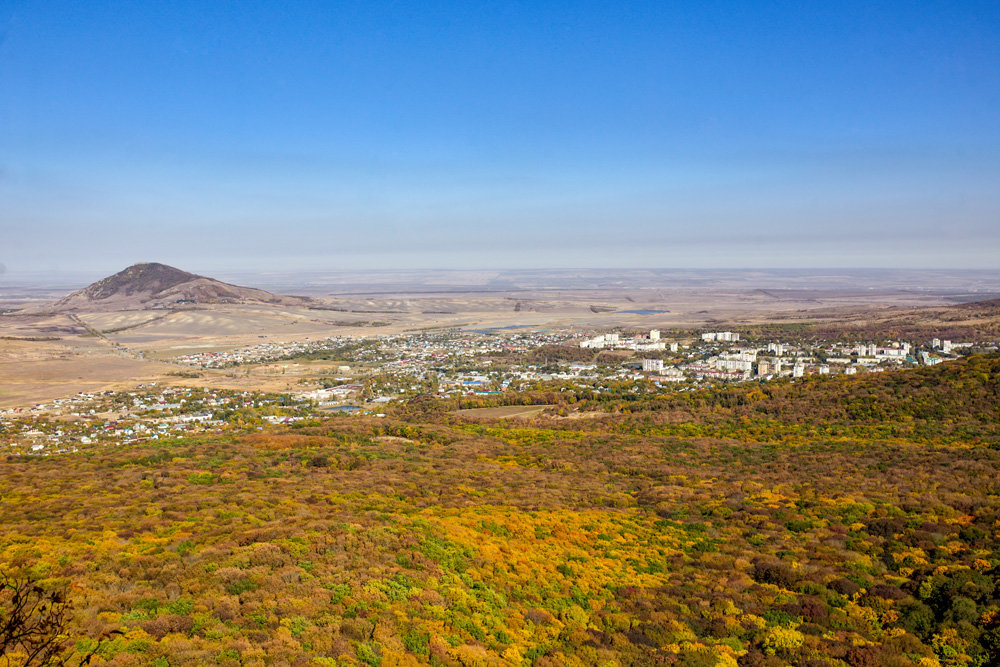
49,262 -> 313,312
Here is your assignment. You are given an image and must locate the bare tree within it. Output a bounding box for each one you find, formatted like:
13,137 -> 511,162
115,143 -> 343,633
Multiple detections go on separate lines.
1,570 -> 71,666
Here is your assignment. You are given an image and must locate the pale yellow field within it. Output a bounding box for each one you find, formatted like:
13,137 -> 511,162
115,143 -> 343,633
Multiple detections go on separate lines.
0,338 -> 176,408
454,405 -> 553,419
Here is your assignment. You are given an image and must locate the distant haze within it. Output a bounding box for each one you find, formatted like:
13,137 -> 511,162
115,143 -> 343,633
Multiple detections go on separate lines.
4,268 -> 1000,301
2,2 -> 999,274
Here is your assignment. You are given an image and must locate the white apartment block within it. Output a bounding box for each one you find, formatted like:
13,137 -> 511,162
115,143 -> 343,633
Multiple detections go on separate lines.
702,331 -> 740,343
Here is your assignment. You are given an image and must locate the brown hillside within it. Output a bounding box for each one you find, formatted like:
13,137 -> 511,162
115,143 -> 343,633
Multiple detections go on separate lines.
48,262 -> 313,311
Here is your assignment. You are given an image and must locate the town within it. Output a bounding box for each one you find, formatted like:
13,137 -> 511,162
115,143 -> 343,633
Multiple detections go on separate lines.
174,326 -> 991,393
2,326 -> 993,456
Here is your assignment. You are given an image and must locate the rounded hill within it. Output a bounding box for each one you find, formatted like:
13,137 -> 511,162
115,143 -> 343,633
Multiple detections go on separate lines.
50,262 -> 312,311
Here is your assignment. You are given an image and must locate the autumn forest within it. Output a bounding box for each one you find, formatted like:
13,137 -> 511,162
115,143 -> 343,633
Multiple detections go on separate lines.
2,355 -> 1000,666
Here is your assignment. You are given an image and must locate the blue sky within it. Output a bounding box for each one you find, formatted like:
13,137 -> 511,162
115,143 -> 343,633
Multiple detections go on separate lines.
1,0 -> 999,275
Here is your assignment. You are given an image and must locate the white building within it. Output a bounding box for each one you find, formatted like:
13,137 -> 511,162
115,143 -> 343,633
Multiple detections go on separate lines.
721,351 -> 757,362
919,351 -> 942,366
650,368 -> 686,382
642,359 -> 664,372
702,331 -> 740,343
855,343 -> 878,357
714,357 -> 753,372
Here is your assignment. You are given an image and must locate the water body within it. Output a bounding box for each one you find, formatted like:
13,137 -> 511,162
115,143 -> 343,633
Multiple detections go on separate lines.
619,309 -> 670,315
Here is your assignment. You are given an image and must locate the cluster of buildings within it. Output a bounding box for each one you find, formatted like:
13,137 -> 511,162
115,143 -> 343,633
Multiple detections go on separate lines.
0,385 -> 313,456
149,328 -> 1000,403
931,338 -> 973,355
4,325 -> 994,454
173,338 -> 336,368
701,331 -> 741,342
343,328 -> 992,398
639,336 -> 988,383
580,330 -> 680,352
293,384 -> 364,405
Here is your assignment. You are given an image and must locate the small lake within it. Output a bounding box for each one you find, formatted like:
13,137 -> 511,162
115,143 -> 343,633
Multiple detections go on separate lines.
619,309 -> 670,315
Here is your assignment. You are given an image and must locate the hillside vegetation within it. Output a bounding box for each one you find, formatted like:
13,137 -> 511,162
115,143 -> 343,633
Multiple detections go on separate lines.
2,355 -> 999,666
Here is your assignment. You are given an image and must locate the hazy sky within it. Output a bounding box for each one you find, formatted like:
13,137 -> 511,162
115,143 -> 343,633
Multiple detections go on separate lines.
2,1 -> 999,276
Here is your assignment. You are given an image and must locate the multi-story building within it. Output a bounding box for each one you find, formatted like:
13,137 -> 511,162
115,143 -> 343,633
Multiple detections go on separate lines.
642,359 -> 664,372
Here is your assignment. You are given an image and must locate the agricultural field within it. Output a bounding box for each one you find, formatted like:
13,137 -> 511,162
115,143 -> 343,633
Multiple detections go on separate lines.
2,355 -> 999,666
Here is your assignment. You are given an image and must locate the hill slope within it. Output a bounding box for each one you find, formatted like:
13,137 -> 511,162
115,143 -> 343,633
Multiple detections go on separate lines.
49,262 -> 312,311
2,357 -> 999,664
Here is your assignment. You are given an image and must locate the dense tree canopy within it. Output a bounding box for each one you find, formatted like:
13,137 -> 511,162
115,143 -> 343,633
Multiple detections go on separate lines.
1,355 -> 998,665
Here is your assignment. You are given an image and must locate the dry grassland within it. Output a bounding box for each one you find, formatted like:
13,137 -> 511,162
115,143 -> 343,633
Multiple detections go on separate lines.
454,405 -> 554,419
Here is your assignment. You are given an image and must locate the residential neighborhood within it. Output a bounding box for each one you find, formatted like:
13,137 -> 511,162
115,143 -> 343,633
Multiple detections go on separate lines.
3,326 -> 995,455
